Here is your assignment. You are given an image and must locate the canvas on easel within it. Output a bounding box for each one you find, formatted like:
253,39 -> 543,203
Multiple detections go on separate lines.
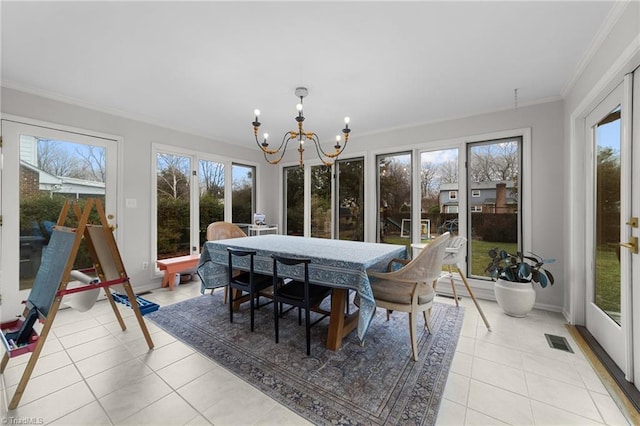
0,198 -> 154,410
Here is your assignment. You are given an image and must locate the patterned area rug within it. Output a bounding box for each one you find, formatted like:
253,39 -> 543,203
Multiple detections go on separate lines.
146,292 -> 464,425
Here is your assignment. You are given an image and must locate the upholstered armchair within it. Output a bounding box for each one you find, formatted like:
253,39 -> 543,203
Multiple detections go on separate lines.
206,221 -> 247,241
367,232 -> 450,361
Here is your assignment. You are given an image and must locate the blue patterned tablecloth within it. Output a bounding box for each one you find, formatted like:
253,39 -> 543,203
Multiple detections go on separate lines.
197,235 -> 406,341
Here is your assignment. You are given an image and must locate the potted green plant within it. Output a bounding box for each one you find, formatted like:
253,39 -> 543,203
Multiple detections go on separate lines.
485,248 -> 555,317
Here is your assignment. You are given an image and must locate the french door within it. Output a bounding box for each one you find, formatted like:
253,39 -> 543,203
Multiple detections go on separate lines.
585,70 -> 638,381
0,119 -> 118,321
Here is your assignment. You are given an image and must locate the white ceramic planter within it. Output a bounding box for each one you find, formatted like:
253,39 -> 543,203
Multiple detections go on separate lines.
494,278 -> 536,317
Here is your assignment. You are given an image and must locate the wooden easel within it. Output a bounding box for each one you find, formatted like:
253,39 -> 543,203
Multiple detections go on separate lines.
0,198 -> 154,410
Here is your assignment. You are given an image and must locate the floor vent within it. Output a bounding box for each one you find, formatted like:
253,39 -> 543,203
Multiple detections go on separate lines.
545,334 -> 573,353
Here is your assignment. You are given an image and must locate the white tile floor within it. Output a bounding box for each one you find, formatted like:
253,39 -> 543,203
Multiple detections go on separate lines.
0,279 -> 632,425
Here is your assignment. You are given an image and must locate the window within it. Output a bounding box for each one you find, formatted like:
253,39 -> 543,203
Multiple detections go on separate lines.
154,146 -> 256,263
336,158 -> 364,241
420,148 -> 458,243
231,163 -> 255,224
467,136 -> 522,278
19,134 -> 110,291
284,158 -> 365,240
156,152 -> 193,259
198,159 -> 225,248
471,205 -> 482,212
449,191 -> 458,200
311,165 -> 332,238
377,152 -> 412,249
284,166 -> 304,236
471,189 -> 481,197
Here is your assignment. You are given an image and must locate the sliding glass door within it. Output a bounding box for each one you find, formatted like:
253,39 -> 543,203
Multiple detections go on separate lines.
377,152 -> 411,249
153,146 -> 256,262
284,157 -> 365,240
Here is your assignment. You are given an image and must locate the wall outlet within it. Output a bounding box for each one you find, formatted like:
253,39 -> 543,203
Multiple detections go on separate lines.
142,261 -> 149,270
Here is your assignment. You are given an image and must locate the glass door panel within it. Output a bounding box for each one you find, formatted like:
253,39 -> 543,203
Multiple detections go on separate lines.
232,163 -> 255,225
467,138 -> 521,277
284,166 -> 304,236
156,153 -> 192,259
310,165 -> 332,239
377,152 -> 412,250
594,107 -> 622,323
336,158 -> 364,241
420,148 -> 458,243
198,159 -> 225,248
19,136 -> 108,291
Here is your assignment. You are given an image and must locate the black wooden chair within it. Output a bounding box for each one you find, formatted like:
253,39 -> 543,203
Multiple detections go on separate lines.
227,248 -> 272,332
272,254 -> 332,356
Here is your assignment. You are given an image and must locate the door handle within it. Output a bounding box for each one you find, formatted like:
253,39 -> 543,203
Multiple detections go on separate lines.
620,237 -> 638,254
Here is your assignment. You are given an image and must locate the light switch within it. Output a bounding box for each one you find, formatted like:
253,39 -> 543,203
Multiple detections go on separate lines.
125,198 -> 137,208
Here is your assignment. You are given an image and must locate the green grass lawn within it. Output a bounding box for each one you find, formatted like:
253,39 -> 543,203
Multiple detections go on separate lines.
382,235 -> 517,278
382,236 -> 620,316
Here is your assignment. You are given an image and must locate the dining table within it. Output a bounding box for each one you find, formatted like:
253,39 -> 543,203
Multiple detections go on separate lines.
197,234 -> 407,350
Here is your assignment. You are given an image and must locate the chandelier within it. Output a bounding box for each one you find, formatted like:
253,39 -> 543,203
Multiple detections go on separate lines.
252,87 -> 351,167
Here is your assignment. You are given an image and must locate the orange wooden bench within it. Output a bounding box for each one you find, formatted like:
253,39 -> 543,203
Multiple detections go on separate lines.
157,254 -> 200,290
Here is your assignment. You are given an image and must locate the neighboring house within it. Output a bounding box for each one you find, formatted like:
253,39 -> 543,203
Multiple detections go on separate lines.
19,160 -> 105,199
439,181 -> 517,214
19,131 -> 105,199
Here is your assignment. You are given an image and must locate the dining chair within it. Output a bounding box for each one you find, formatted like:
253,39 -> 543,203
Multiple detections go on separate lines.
438,236 -> 491,331
367,232 -> 450,361
227,248 -> 272,332
205,222 -> 248,303
272,255 -> 332,356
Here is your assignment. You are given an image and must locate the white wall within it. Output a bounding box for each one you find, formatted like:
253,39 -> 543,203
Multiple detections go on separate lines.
1,87 -> 280,289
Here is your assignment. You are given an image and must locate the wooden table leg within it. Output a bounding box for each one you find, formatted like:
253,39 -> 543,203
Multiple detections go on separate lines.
326,288 -> 359,351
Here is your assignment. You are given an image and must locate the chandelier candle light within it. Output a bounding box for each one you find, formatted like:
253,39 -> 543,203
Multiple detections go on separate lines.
252,87 -> 351,167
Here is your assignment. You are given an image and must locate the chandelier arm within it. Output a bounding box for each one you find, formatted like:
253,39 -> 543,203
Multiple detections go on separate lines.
262,134 -> 297,165
254,130 -> 298,155
309,133 -> 345,161
306,134 -> 333,166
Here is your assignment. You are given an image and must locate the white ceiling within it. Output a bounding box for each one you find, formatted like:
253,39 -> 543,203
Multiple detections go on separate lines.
1,1 -> 616,149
